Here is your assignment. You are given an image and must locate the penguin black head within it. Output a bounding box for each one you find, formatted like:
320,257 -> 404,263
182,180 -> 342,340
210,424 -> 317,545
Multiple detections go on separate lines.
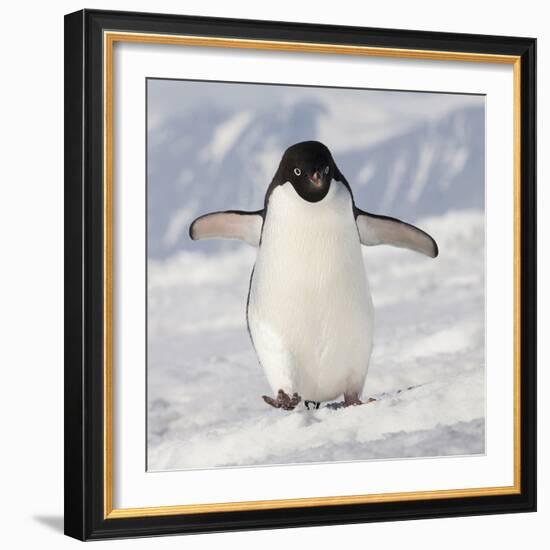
271,141 -> 340,203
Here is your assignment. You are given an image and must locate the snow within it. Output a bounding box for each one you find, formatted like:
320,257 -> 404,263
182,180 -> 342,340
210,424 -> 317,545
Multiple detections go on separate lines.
147,208 -> 485,471
407,140 -> 437,204
146,79 -> 485,259
199,111 -> 253,163
356,162 -> 376,187
161,203 -> 197,249
380,154 -> 408,211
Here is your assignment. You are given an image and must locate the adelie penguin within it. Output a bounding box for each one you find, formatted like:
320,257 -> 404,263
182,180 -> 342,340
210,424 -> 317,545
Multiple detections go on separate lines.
189,141 -> 438,411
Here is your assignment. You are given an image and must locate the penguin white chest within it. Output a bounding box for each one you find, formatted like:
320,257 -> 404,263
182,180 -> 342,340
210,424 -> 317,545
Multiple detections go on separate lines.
247,182 -> 374,402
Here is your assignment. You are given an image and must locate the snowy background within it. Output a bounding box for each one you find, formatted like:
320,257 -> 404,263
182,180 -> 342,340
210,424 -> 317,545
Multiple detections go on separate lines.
147,79 -> 485,471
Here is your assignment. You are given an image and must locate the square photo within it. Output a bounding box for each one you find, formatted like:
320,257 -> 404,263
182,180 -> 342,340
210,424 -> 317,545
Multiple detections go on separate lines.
146,78 -> 485,471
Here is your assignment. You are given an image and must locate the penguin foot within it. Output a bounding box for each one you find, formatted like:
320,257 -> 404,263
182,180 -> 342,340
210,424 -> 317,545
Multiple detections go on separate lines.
262,389 -> 301,410
327,396 -> 376,410
344,392 -> 370,407
304,400 -> 321,410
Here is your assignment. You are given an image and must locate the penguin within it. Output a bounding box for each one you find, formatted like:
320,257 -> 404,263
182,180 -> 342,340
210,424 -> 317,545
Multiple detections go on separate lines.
189,141 -> 438,410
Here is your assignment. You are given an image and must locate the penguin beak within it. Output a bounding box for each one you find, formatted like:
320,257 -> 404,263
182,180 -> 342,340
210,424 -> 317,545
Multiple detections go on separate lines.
309,171 -> 323,188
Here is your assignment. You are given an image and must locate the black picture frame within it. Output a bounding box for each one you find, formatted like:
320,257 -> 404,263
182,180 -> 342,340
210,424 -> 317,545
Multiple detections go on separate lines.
64,8 -> 536,541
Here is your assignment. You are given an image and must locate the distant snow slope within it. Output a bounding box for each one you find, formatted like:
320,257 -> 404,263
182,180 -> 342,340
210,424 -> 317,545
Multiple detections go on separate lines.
147,90 -> 484,259
147,209 -> 485,471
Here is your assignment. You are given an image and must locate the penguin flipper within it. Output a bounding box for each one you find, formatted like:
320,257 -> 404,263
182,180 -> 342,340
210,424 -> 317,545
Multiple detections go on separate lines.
354,208 -> 438,258
189,210 -> 264,247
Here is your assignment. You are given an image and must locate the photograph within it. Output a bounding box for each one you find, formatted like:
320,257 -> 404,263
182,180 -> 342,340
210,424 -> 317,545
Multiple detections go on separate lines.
61,7 -> 536,542
146,78 -> 486,471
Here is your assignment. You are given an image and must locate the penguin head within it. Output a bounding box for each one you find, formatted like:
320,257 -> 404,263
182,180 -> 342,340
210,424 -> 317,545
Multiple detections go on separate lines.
275,141 -> 339,203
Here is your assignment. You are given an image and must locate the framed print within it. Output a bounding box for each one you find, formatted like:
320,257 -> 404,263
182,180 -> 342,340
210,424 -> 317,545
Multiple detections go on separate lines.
64,9 -> 537,541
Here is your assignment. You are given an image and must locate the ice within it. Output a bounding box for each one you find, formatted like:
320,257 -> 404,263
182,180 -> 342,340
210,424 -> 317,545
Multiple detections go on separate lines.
147,209 -> 485,471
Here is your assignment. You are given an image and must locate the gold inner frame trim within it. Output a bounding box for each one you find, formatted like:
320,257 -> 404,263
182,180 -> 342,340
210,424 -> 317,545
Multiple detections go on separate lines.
103,30 -> 522,520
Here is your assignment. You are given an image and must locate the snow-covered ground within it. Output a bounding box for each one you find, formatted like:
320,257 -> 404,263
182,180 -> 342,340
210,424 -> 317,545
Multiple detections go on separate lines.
147,209 -> 485,471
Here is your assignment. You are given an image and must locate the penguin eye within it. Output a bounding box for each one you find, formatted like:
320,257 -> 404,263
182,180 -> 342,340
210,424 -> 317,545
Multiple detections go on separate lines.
293,168 -> 301,176
324,166 -> 330,175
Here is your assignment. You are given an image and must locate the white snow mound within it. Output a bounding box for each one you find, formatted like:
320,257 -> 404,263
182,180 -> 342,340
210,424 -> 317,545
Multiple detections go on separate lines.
148,209 -> 485,470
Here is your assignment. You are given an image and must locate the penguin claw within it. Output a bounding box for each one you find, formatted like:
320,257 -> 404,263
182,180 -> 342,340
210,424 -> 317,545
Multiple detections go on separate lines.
327,396 -> 376,409
344,392 -> 372,407
261,395 -> 279,408
262,389 -> 301,410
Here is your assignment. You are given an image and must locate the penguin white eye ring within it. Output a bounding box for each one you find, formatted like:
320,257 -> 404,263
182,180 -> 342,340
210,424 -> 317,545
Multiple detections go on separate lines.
189,140 -> 438,411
